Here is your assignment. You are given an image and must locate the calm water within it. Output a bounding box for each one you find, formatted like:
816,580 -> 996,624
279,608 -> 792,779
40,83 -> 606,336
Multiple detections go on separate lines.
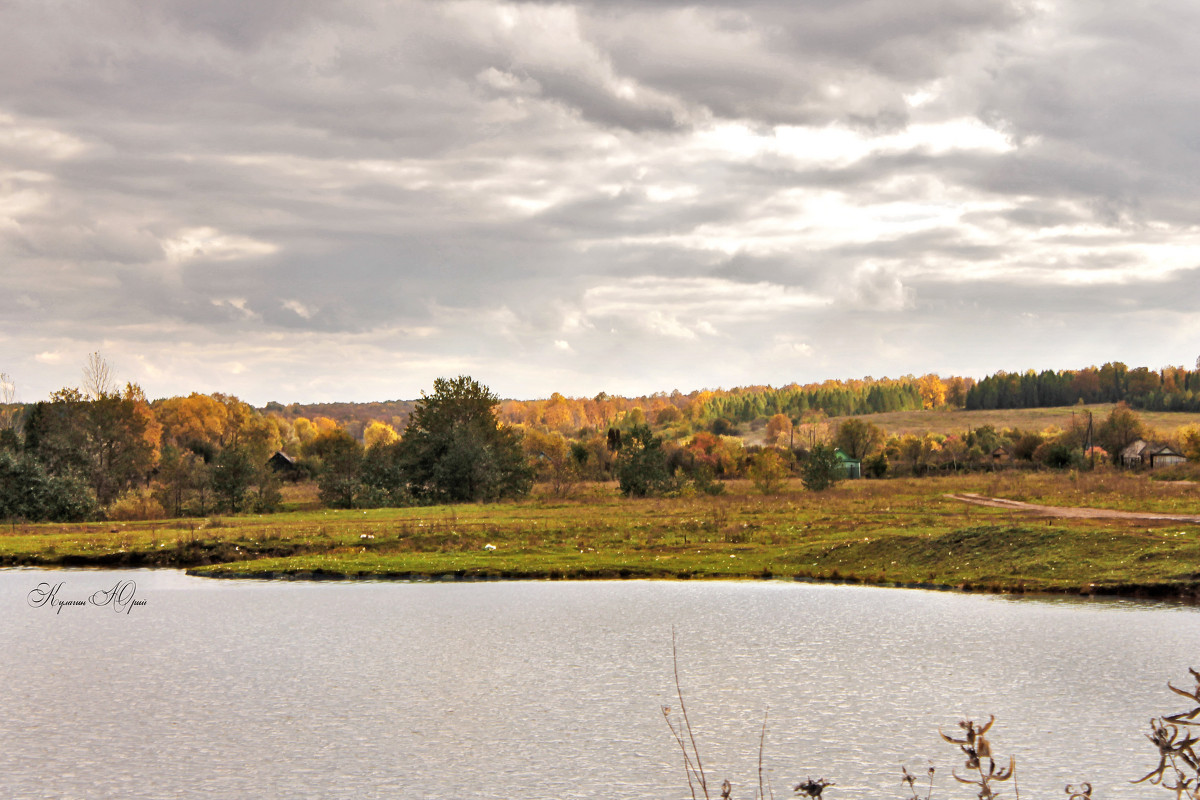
2,570 -> 1198,799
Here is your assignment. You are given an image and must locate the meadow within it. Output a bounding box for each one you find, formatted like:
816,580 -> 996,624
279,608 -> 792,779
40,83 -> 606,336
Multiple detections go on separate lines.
826,402 -> 1200,437
5,470 -> 1200,598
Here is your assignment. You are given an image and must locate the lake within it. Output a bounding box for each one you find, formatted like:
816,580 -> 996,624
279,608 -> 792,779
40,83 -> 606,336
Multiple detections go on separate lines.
2,569 -> 1197,799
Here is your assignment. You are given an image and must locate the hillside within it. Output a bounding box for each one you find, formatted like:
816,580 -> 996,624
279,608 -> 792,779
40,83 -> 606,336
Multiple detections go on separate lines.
825,404 -> 1200,438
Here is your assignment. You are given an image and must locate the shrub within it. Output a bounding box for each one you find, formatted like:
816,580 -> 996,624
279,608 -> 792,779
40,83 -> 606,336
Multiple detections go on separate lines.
107,488 -> 167,521
749,450 -> 789,495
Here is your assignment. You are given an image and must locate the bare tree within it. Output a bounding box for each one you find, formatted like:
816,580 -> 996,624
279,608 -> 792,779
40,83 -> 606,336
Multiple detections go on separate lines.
82,351 -> 117,400
0,372 -> 15,429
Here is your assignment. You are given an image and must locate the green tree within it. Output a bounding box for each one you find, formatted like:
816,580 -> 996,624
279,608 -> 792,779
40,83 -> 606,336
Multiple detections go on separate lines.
399,376 -> 532,503
23,385 -> 160,505
801,443 -> 842,491
358,440 -> 410,507
615,423 -> 674,497
309,429 -> 363,509
0,451 -> 96,522
154,444 -> 207,517
210,444 -> 256,513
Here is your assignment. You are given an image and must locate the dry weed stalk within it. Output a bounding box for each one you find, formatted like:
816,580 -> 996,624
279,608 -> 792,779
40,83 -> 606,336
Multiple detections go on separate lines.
1135,667 -> 1200,797
664,631 -> 822,799
666,641 -> 1200,799
939,715 -> 1018,799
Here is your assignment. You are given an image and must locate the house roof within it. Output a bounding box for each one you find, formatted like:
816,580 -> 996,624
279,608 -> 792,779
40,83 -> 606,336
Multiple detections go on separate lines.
1121,439 -> 1183,459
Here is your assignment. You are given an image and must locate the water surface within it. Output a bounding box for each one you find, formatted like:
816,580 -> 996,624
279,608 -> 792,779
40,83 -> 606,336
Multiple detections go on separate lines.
2,569 -> 1196,799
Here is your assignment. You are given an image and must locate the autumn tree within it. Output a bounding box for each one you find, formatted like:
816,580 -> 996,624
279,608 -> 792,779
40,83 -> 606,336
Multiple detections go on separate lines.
944,376 -> 971,408
917,374 -> 947,409
1098,403 -> 1146,461
155,393 -> 228,453
399,376 -> 532,503
363,420 -> 400,450
24,383 -> 161,506
834,418 -> 884,460
522,427 -> 578,496
764,413 -> 793,447
749,449 -> 789,495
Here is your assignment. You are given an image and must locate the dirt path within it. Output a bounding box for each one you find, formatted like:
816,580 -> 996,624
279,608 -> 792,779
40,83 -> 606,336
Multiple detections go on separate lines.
944,493 -> 1200,523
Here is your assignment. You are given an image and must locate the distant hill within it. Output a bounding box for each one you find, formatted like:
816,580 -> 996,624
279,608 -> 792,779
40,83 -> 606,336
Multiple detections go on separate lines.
261,400 -> 417,438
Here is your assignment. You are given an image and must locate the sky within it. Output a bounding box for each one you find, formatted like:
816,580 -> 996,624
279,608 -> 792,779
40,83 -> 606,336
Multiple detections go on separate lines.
3,0 -> 1200,405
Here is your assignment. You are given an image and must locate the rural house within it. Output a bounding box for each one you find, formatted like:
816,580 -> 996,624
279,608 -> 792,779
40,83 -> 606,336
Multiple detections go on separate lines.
1119,439 -> 1186,469
267,450 -> 301,479
834,448 -> 861,479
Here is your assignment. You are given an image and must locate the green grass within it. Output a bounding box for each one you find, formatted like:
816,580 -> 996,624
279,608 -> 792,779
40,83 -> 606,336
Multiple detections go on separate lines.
5,471 -> 1200,597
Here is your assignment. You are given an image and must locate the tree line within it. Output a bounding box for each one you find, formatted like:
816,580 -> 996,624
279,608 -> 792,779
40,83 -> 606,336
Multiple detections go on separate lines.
3,358 -> 1198,523
966,363 -> 1200,411
0,366 -> 536,522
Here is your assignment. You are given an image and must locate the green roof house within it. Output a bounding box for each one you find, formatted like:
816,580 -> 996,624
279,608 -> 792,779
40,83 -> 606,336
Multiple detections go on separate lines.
834,448 -> 861,479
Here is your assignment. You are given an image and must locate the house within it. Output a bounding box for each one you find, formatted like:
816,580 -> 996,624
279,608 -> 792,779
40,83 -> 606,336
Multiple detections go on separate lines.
1119,439 -> 1186,469
267,450 -> 302,480
834,448 -> 861,479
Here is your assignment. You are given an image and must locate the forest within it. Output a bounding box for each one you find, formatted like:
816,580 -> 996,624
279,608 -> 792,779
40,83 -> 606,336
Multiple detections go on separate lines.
2,358 -> 1200,524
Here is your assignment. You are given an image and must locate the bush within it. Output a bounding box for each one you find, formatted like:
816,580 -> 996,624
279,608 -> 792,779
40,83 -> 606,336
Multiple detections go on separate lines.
749,450 -> 789,495
107,488 -> 167,521
864,453 -> 888,478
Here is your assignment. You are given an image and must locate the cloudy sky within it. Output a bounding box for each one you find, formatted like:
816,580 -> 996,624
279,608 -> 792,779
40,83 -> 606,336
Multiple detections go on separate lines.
2,0 -> 1199,404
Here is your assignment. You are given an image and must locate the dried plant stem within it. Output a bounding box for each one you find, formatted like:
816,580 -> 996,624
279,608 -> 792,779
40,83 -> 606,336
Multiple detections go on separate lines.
671,628 -> 709,799
758,711 -> 770,800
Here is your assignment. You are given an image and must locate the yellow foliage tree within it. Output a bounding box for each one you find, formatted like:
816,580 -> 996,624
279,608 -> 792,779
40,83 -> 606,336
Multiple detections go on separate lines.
364,420 -> 400,450
154,393 -> 228,449
917,374 -> 947,409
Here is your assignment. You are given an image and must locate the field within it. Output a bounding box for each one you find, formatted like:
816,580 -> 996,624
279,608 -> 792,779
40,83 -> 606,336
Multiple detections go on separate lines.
827,403 -> 1200,437
5,470 -> 1200,598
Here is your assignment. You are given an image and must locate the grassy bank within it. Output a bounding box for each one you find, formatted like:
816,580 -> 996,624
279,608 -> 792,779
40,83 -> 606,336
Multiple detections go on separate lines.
4,471 -> 1200,597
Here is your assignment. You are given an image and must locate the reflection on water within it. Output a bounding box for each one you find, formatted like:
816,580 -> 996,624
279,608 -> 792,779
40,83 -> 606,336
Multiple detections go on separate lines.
2,569 -> 1198,799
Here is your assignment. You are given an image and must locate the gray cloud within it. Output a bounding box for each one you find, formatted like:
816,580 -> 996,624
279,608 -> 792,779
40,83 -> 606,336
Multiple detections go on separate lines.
1,0 -> 1198,403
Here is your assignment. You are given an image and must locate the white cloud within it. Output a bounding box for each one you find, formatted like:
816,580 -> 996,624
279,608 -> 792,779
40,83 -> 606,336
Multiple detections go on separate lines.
283,299 -> 315,319
163,228 -> 277,263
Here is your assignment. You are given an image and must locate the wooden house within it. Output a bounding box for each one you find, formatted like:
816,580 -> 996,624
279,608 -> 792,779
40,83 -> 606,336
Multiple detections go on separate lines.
834,449 -> 861,479
1119,440 -> 1186,469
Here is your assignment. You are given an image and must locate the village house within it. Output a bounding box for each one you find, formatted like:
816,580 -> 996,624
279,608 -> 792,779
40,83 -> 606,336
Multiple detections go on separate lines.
1119,439 -> 1186,469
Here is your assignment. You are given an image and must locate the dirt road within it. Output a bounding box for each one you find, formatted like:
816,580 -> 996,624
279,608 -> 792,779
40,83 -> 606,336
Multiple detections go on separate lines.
945,492 -> 1200,523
